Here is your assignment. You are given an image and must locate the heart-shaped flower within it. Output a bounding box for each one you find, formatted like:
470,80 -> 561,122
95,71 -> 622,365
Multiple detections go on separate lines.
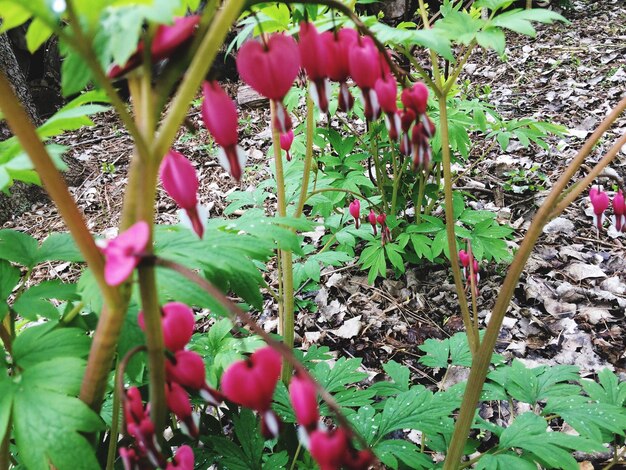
401,82 -> 429,115
299,22 -> 330,112
348,35 -> 381,121
349,200 -> 361,228
166,350 -> 206,390
309,428 -> 349,470
280,129 -> 295,161
613,189 -> 625,232
289,372 -> 319,431
220,346 -> 282,412
165,445 -> 194,470
201,81 -> 247,181
590,186 -> 609,231
237,34 -> 300,101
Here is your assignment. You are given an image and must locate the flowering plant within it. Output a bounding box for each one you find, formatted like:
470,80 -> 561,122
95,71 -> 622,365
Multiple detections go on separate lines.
0,1 -> 625,470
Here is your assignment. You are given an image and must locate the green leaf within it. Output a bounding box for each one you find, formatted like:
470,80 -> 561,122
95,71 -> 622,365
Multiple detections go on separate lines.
13,280 -> 79,320
435,10 -> 485,45
498,412 -> 603,470
12,323 -> 90,369
0,260 -> 20,321
25,17 -> 52,52
544,396 -> 626,442
0,1 -> 32,32
488,361 -> 580,405
60,47 -> 92,96
0,229 -> 38,267
313,357 -> 367,393
581,369 -> 626,407
370,22 -> 454,61
492,9 -> 567,37
13,383 -> 103,470
476,453 -> 537,470
375,440 -> 433,469
474,0 -> 515,11
36,232 -> 83,263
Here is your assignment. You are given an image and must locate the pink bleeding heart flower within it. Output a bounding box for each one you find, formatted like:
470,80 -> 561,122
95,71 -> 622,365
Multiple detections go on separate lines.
589,186 -> 609,231
349,200 -> 361,229
102,221 -> 149,286
166,445 -> 195,470
612,189 -> 625,232
167,350 -> 206,390
119,447 -> 140,470
299,22 -> 330,113
161,302 -> 195,352
399,108 -> 416,156
236,34 -> 300,133
220,346 -> 282,412
375,74 -> 400,140
459,249 -> 470,269
343,448 -> 376,470
411,122 -> 432,171
348,35 -> 381,121
309,428 -> 349,470
166,381 -> 198,437
137,304 -> 193,352
377,213 -> 391,245
289,372 -> 319,432
401,82 -> 429,116
322,28 -> 358,113
201,81 -> 247,181
368,210 -> 378,236
160,150 -> 204,238
108,16 -> 200,78
123,387 -> 163,467
280,129 -> 295,161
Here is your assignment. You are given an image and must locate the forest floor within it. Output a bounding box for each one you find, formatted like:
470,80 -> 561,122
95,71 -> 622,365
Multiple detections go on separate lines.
4,0 -> 626,388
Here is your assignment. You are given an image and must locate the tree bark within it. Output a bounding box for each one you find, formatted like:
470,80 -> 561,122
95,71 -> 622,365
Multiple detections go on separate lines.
0,32 -> 39,124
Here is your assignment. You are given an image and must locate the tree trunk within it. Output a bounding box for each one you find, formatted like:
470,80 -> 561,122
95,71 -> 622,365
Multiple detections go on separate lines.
0,32 -> 39,124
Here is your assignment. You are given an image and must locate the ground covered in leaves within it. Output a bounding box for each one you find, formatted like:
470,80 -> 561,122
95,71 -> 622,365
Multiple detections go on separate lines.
4,0 -> 626,391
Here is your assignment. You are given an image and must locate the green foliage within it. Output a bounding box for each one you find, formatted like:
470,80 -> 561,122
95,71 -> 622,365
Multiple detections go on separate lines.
0,324 -> 102,470
0,91 -> 109,191
497,412 -> 603,470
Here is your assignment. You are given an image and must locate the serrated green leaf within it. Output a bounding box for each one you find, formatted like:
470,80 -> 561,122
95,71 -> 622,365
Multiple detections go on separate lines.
35,232 -> 83,263
0,259 -> 20,300
13,280 -> 79,320
13,385 -> 103,470
498,412 -> 603,470
0,229 -> 38,267
12,323 -> 90,369
374,440 -> 433,469
476,453 -> 537,470
581,369 -> 626,407
370,22 -> 454,61
313,357 -> 367,393
544,396 -> 626,442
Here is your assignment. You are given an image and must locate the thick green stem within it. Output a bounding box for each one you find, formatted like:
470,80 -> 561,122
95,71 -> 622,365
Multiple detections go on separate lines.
295,95 -> 315,218
153,0 -> 245,160
105,360 -> 122,470
443,97 -> 626,469
138,267 -> 166,434
414,172 -> 426,224
436,92 -> 479,354
271,101 -> 295,383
